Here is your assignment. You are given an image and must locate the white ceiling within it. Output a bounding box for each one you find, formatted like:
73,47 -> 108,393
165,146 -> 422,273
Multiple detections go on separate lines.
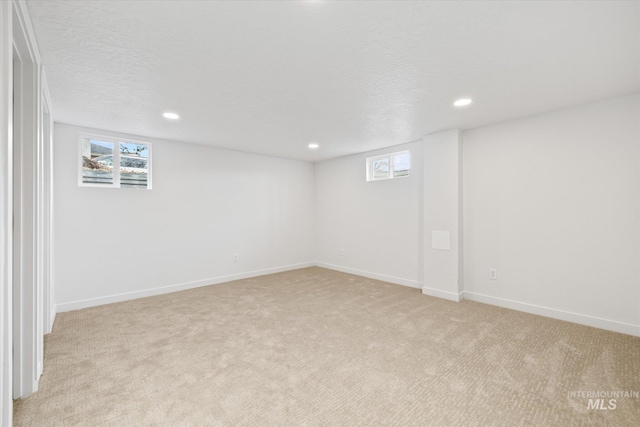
26,0 -> 640,162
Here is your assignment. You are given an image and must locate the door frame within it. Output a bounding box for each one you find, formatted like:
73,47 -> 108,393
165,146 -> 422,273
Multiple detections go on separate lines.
11,0 -> 45,400
41,73 -> 54,335
0,1 -> 14,424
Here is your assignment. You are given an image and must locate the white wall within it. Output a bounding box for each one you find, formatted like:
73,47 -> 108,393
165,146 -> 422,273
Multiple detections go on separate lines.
463,94 -> 640,334
54,123 -> 315,310
314,93 -> 639,336
315,141 -> 423,288
54,93 -> 640,338
423,130 -> 463,301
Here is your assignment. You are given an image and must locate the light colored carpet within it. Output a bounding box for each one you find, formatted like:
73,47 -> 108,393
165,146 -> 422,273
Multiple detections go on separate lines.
14,267 -> 640,426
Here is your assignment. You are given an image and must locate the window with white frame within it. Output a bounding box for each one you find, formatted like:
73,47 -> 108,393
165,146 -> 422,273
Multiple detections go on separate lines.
366,150 -> 410,181
79,135 -> 152,189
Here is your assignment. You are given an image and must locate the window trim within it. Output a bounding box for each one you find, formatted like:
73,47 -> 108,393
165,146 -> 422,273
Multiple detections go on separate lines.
366,150 -> 411,182
78,133 -> 153,189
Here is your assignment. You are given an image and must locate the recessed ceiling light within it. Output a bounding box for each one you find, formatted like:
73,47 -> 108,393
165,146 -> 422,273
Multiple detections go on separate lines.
453,98 -> 473,107
308,143 -> 319,149
163,112 -> 180,120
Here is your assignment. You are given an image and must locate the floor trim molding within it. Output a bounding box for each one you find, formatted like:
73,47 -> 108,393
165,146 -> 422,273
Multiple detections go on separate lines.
56,262 -> 315,312
315,262 -> 422,289
48,308 -> 56,334
422,286 -> 463,302
464,291 -> 640,337
56,263 -> 639,337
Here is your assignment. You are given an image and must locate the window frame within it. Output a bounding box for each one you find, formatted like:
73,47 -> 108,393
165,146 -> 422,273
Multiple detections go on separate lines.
78,133 -> 153,189
366,150 -> 411,182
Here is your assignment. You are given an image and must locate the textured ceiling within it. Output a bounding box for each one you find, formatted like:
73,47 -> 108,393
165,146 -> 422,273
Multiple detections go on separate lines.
27,0 -> 640,162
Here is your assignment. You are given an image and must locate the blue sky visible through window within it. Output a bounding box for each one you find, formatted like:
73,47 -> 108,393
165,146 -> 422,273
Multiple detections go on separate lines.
83,136 -> 151,189
90,139 -> 111,149
394,152 -> 410,172
90,140 -> 148,158
368,151 -> 410,181
120,142 -> 149,158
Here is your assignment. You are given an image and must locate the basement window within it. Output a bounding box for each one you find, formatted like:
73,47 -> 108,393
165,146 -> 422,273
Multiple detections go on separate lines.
366,150 -> 410,181
79,134 -> 152,189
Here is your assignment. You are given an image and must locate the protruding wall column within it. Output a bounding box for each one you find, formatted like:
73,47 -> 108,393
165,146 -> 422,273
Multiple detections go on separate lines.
422,129 -> 463,302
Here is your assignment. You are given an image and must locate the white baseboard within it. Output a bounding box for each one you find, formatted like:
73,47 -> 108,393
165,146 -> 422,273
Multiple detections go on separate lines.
48,305 -> 56,334
422,286 -> 463,302
314,264 -> 638,336
56,262 -> 315,312
464,291 -> 640,337
315,262 -> 422,289
54,261 -> 639,338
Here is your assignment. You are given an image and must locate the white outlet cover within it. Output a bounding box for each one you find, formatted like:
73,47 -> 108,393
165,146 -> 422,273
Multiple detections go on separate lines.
431,230 -> 451,251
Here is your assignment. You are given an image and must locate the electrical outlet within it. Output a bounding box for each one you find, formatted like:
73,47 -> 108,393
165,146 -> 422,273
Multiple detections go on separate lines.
489,268 -> 497,280
233,253 -> 239,262
340,248 -> 345,256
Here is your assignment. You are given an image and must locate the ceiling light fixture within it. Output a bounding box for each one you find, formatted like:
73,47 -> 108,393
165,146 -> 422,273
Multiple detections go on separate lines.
163,112 -> 180,119
308,143 -> 319,149
453,98 -> 473,107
